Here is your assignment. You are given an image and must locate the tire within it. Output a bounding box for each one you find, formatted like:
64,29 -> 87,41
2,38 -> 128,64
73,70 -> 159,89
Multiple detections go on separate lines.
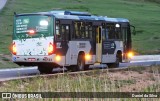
84,65 -> 90,70
77,55 -> 85,71
114,56 -> 120,67
107,56 -> 120,68
77,54 -> 90,71
67,54 -> 89,72
38,65 -> 53,74
66,65 -> 77,72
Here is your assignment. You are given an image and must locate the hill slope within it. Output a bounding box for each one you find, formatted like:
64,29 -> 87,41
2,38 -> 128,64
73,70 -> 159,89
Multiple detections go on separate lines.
0,0 -> 160,55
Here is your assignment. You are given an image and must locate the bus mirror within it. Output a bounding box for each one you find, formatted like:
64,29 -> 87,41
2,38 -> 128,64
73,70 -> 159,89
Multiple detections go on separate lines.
132,28 -> 136,35
14,12 -> 17,15
130,25 -> 136,35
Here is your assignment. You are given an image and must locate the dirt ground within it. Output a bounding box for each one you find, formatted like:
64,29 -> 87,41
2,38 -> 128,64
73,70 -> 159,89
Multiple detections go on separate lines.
108,67 -> 160,92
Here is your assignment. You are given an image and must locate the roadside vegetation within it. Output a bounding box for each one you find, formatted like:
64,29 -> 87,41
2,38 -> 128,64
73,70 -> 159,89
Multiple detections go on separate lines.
0,65 -> 160,100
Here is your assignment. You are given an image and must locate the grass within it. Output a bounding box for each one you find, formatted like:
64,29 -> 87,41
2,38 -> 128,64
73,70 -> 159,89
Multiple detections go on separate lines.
0,66 -> 160,100
127,65 -> 160,73
0,0 -> 160,68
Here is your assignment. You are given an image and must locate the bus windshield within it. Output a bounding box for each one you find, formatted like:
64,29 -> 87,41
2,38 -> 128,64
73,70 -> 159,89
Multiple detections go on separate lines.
13,15 -> 53,40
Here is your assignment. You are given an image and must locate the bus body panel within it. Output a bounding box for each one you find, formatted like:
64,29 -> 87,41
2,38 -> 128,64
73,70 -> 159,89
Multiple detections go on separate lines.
67,41 -> 93,65
102,41 -> 123,63
14,36 -> 53,56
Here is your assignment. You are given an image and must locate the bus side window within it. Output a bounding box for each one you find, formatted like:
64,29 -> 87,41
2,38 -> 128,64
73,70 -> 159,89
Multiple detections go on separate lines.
60,25 -> 70,41
74,22 -> 80,39
107,24 -> 114,39
102,23 -> 108,40
115,24 -> 121,39
107,23 -> 121,40
73,21 -> 92,39
122,27 -> 127,42
55,20 -> 70,41
65,25 -> 70,41
61,25 -> 65,40
102,29 -> 108,40
55,20 -> 60,39
88,24 -> 93,39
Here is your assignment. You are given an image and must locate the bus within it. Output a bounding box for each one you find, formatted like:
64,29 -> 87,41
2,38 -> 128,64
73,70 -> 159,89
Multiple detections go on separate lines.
12,10 -> 135,73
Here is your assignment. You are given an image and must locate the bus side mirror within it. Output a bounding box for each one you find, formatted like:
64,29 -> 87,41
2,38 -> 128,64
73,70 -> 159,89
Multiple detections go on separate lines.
14,12 -> 17,15
130,25 -> 136,35
132,28 -> 136,35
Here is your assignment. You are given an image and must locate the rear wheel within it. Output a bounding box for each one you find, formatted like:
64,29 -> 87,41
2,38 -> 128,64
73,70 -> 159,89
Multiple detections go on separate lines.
77,54 -> 89,71
77,55 -> 85,71
107,56 -> 120,68
66,65 -> 77,72
38,65 -> 53,74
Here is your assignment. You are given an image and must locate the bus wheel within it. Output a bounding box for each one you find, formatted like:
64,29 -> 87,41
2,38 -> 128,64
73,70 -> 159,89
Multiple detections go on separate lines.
77,54 -> 85,71
114,56 -> 120,67
108,56 -> 120,68
66,65 -> 77,72
38,65 -> 53,74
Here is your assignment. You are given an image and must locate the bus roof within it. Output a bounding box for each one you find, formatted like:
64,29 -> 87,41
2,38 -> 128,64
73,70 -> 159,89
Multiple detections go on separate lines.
15,10 -> 129,23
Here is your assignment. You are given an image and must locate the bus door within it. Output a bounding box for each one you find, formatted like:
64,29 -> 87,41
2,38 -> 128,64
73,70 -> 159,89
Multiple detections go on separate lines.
95,26 -> 102,63
121,23 -> 132,61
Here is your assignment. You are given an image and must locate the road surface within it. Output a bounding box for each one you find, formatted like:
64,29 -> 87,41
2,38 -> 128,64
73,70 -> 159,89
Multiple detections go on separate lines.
0,55 -> 160,81
0,0 -> 7,10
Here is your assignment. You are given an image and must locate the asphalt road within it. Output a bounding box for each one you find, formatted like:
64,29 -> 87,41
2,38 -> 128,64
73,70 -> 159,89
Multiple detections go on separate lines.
0,0 -> 7,10
0,55 -> 160,81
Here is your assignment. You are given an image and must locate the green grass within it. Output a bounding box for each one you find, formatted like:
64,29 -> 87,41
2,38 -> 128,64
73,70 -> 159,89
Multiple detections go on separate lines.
0,66 -> 160,100
0,0 -> 160,68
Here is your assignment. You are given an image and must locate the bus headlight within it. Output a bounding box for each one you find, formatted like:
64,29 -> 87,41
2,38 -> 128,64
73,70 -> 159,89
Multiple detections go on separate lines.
127,52 -> 134,58
85,54 -> 91,61
55,55 -> 61,62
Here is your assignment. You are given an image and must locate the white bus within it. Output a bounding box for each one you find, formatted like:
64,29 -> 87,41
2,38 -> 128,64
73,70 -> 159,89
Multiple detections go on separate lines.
12,11 -> 135,73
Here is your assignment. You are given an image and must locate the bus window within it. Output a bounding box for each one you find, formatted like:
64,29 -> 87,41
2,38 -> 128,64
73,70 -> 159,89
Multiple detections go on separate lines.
89,24 -> 92,38
115,28 -> 120,39
102,29 -> 108,40
65,25 -> 70,40
85,22 -> 93,39
55,20 -> 70,41
74,22 -> 80,39
55,20 -> 61,40
122,27 -> 127,42
73,21 -> 92,39
85,26 -> 89,38
61,25 -> 65,40
107,23 -> 121,40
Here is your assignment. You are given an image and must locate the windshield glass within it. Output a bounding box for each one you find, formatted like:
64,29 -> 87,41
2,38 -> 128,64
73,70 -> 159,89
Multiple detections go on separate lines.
13,15 -> 53,40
